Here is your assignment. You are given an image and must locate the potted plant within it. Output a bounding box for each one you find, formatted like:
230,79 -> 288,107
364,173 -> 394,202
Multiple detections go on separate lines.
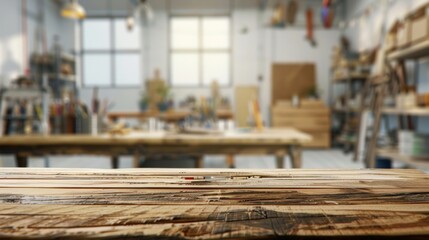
157,85 -> 173,112
306,86 -> 322,99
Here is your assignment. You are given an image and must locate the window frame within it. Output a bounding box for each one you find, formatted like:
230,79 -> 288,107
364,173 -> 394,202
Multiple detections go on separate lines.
168,14 -> 233,88
80,16 -> 142,88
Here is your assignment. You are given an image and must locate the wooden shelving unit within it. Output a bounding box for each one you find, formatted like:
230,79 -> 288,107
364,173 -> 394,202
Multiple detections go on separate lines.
377,147 -> 429,169
367,40 -> 429,169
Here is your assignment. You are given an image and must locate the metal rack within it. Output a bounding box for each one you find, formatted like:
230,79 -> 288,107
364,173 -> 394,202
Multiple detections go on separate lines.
330,62 -> 370,157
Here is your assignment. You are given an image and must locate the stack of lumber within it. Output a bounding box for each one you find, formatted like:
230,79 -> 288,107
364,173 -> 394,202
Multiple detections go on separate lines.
0,168 -> 428,239
272,100 -> 331,148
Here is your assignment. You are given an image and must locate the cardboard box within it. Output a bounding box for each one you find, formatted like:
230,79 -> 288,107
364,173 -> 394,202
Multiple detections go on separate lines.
396,20 -> 411,48
410,5 -> 429,44
411,16 -> 429,44
386,21 -> 400,52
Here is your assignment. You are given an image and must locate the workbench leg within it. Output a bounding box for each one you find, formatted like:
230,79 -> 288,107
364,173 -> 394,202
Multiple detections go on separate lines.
16,155 -> 28,168
226,154 -> 235,168
276,152 -> 285,169
194,156 -> 204,168
288,146 -> 302,168
111,156 -> 119,169
133,153 -> 141,168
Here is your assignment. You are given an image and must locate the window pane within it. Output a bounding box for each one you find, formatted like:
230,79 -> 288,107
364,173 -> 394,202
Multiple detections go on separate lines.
171,18 -> 199,49
114,19 -> 140,50
83,19 -> 110,50
202,17 -> 230,49
115,54 -> 141,86
171,53 -> 199,86
83,54 -> 111,86
203,53 -> 230,86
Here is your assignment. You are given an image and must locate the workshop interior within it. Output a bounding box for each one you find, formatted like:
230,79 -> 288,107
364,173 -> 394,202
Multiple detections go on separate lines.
0,0 -> 428,239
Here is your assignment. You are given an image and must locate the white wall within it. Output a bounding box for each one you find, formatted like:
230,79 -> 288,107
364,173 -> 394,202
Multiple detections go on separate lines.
78,0 -> 341,124
0,0 -> 71,86
0,0 -> 25,86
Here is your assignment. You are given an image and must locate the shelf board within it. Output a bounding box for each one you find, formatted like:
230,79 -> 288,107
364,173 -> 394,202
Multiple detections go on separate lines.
48,74 -> 76,82
336,136 -> 356,144
1,88 -> 45,98
388,40 -> 429,61
332,73 -> 369,83
377,147 -> 429,169
382,107 -> 429,116
333,107 -> 361,113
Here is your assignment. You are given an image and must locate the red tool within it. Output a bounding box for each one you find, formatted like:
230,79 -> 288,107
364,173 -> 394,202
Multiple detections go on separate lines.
306,8 -> 317,47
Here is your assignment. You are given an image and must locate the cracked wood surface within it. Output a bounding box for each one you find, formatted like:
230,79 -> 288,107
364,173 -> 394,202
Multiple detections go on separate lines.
0,168 -> 428,239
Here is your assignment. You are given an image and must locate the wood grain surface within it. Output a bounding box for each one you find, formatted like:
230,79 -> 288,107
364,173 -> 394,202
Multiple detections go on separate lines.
0,168 -> 428,239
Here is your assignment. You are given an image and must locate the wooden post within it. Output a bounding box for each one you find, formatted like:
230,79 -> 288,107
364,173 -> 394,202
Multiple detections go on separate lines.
15,155 -> 28,168
366,87 -> 386,168
226,154 -> 235,168
288,146 -> 302,168
195,156 -> 204,168
111,156 -> 119,169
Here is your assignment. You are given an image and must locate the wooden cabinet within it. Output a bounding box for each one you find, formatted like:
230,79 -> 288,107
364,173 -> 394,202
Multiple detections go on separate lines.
272,100 -> 331,148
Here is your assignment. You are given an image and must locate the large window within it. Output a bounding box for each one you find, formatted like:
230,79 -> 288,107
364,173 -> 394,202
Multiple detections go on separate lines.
81,18 -> 141,87
170,16 -> 231,87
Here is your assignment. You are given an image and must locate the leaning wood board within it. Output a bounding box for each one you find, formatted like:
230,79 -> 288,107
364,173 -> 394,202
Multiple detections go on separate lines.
0,168 -> 428,239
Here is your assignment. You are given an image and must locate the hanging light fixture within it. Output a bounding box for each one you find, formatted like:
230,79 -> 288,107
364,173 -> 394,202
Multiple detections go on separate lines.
61,0 -> 86,20
126,0 -> 154,31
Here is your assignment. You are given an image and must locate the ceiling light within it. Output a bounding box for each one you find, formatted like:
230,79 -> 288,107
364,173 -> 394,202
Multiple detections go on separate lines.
61,0 -> 86,20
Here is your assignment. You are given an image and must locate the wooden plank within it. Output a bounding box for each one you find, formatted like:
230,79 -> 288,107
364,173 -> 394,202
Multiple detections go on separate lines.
0,169 -> 427,239
388,39 -> 429,60
235,85 -> 258,127
1,187 -> 428,205
377,147 -> 429,169
382,107 -> 429,116
0,169 -> 427,189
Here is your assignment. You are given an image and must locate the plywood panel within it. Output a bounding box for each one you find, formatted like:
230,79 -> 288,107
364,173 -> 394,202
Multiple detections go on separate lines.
271,63 -> 316,105
235,86 -> 258,127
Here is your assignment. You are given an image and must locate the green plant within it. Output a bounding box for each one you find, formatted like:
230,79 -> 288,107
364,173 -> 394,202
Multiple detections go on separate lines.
306,86 -> 322,99
139,91 -> 149,104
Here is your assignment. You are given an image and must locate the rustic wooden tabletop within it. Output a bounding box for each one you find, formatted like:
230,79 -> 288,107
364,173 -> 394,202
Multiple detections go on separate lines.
0,168 -> 428,239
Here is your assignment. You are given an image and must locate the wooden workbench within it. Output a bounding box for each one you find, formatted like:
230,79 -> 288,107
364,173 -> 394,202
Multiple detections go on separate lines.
0,128 -> 311,169
0,168 -> 427,239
